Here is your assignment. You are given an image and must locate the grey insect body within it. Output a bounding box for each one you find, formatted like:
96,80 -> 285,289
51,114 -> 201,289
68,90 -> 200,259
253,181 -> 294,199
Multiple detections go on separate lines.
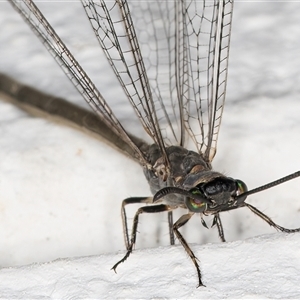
8,0 -> 300,287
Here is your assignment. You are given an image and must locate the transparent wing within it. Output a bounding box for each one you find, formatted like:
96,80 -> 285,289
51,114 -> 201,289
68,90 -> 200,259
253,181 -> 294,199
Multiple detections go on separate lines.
109,0 -> 233,162
184,0 -> 234,162
9,0 -> 233,168
8,0 -> 149,167
81,0 -> 170,167
81,0 -> 187,156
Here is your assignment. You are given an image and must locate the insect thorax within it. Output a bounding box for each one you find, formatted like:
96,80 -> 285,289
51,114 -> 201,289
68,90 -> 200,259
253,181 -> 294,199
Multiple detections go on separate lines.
143,144 -> 225,206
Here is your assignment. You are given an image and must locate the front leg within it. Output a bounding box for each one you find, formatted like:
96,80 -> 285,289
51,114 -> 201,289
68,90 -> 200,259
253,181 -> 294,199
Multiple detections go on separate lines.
112,204 -> 175,272
212,213 -> 226,242
121,197 -> 153,249
173,213 -> 205,287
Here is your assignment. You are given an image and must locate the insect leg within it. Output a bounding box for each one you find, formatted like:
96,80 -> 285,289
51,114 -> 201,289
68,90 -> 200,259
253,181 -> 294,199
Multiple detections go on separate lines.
245,203 -> 300,233
212,213 -> 226,242
121,197 -> 153,249
112,204 -> 175,272
173,213 -> 205,287
168,211 -> 175,245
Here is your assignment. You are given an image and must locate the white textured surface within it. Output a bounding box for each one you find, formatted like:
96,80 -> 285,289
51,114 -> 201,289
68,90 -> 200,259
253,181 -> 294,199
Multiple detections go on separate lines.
0,1 -> 300,297
0,234 -> 300,298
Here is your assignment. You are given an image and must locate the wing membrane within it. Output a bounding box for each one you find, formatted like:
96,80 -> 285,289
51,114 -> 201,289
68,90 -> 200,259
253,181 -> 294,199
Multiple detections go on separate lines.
8,0 -> 149,166
205,0 -> 233,161
81,0 -> 169,166
9,0 -> 234,167
124,1 -> 188,147
92,0 -> 233,162
130,0 -> 233,161
174,0 -> 233,162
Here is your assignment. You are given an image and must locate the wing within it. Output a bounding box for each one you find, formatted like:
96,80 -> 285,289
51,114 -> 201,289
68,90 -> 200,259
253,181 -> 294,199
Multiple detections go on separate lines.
184,0 -> 234,162
82,0 -> 233,163
8,0 -> 150,167
81,0 -> 170,167
9,0 -> 234,169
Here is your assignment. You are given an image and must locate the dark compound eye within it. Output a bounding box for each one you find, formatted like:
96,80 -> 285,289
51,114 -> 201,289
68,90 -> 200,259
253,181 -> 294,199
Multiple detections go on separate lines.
185,188 -> 208,213
235,179 -> 248,202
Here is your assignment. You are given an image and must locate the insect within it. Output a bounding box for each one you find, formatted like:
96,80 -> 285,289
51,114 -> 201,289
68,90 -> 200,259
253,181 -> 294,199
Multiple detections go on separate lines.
7,0 -> 300,287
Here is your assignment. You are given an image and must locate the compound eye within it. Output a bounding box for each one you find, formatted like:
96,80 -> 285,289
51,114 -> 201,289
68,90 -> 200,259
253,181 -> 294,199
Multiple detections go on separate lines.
235,179 -> 248,202
185,188 -> 207,213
